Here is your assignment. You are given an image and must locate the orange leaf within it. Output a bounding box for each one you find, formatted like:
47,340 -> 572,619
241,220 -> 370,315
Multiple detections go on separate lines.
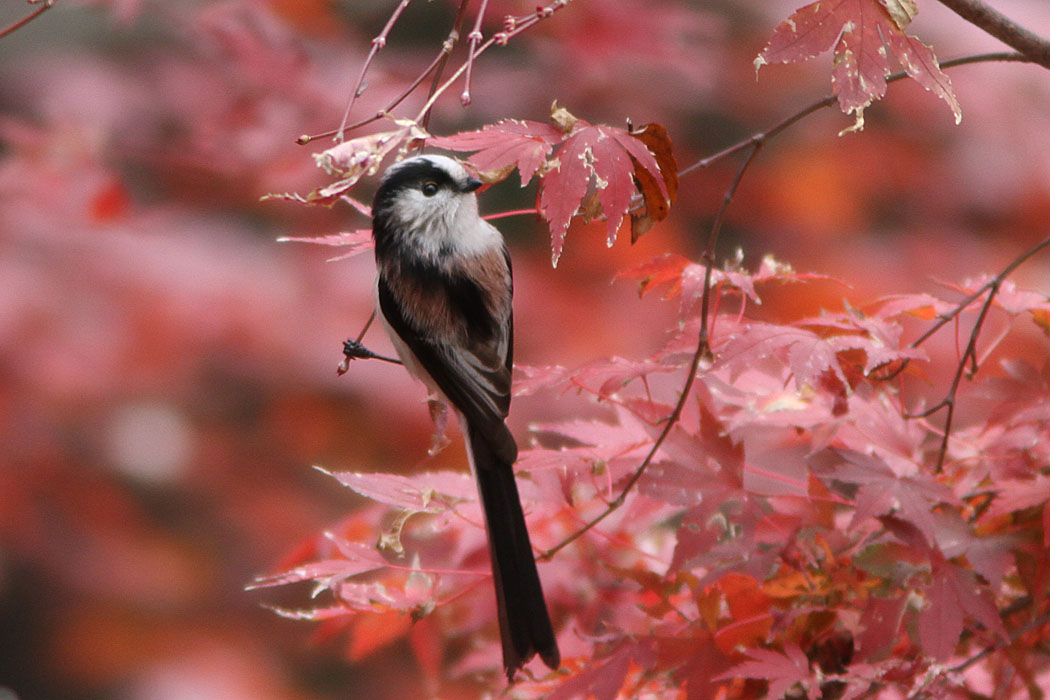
1031,308 -> 1050,336
714,573 -> 773,654
409,616 -> 443,682
347,610 -> 412,661
714,613 -> 773,656
722,572 -> 772,620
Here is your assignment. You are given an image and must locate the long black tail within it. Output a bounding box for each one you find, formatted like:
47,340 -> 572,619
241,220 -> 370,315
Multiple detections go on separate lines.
467,426 -> 560,680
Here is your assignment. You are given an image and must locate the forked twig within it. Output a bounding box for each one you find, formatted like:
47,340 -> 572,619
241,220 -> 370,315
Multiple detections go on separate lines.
418,0 -> 471,134
336,310 -> 404,375
898,232 -> 1050,471
335,0 -> 412,142
300,0 -> 573,145
460,0 -> 490,106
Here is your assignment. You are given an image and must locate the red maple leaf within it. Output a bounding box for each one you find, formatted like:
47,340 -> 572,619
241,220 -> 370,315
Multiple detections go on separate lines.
321,469 -> 477,513
919,559 -> 1006,660
756,0 -> 961,131
431,105 -> 671,266
717,321 -> 848,390
540,121 -> 667,265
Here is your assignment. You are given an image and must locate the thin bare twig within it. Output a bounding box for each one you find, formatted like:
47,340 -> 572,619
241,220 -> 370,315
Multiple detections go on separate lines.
409,0 -> 573,127
906,283 -> 997,472
418,0 -> 471,135
460,0 -> 490,106
300,1 -> 573,146
900,232 -> 1050,471
937,0 -> 1050,69
949,610 -> 1050,675
336,0 -> 412,142
337,311 -> 405,375
908,233 -> 1050,351
0,0 -> 55,41
298,51 -> 446,144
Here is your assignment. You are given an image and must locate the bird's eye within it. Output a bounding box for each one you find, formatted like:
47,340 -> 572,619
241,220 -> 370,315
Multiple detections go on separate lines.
421,181 -> 439,197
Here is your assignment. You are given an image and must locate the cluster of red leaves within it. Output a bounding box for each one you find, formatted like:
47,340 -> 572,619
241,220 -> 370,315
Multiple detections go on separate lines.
259,251 -> 1050,698
282,104 -> 678,269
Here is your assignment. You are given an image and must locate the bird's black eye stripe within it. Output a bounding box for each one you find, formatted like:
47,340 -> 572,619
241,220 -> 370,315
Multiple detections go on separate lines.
422,181 -> 439,197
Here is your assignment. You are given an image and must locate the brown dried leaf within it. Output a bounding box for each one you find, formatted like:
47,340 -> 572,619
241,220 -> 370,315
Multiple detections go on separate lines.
627,122 -> 678,242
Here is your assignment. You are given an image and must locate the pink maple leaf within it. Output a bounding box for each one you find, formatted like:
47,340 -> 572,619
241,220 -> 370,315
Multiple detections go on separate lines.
715,645 -> 812,699
756,0 -> 961,131
428,119 -> 562,185
277,229 -> 374,261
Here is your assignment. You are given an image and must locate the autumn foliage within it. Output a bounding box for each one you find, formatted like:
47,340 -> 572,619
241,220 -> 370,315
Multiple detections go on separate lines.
4,1 -> 1050,700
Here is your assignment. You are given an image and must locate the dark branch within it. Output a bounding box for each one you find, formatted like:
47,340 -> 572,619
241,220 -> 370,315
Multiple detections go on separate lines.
338,339 -> 403,375
679,52 -> 1031,177
937,0 -> 1050,69
900,232 -> 1050,470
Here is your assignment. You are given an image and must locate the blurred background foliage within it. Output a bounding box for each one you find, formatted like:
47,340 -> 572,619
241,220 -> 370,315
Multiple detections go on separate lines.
1,1 -> 1048,698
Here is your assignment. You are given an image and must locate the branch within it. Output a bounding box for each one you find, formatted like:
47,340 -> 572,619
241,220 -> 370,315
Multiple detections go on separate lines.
905,282 -> 997,473
335,0 -> 412,142
948,609 -> 1050,676
0,0 -> 54,41
460,0 -> 490,106
679,51 -> 1032,177
418,0 -> 471,134
901,231 -> 1050,471
937,0 -> 1050,69
300,0 -> 573,145
336,311 -> 404,375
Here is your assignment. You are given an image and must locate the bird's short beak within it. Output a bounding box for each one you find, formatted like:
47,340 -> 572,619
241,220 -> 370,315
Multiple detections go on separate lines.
464,177 -> 484,192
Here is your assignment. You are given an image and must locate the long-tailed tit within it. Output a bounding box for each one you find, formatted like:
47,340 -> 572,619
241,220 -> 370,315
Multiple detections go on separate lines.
370,154 -> 560,680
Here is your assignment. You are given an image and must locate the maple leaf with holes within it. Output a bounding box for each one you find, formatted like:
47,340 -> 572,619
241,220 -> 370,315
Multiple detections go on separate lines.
756,0 -> 961,132
540,117 -> 667,265
432,104 -> 671,266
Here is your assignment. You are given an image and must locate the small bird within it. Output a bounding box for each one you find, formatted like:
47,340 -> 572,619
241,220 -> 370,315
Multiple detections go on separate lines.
370,154 -> 560,680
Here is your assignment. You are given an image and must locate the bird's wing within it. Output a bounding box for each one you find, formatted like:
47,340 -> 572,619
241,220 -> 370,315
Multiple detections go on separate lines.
377,271 -> 517,463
